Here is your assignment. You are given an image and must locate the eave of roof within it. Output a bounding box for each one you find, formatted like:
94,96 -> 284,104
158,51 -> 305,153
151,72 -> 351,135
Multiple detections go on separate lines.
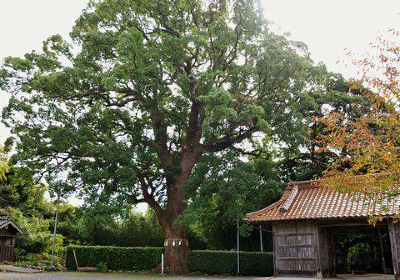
245,179 -> 400,223
0,218 -> 23,234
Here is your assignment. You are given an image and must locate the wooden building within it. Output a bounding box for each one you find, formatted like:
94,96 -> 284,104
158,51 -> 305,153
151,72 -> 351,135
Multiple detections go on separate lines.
0,216 -> 23,263
246,180 -> 400,279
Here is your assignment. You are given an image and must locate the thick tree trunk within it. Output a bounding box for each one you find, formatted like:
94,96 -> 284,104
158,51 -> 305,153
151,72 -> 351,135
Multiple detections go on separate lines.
147,185 -> 191,275
145,134 -> 202,275
163,225 -> 190,275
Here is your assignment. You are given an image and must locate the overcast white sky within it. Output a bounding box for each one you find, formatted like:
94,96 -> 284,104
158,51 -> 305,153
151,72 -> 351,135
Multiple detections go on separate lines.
0,0 -> 400,205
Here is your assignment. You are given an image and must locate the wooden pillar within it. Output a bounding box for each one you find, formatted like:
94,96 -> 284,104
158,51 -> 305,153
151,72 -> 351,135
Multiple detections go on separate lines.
315,223 -> 323,279
329,228 -> 336,277
11,237 -> 15,262
388,221 -> 400,280
272,223 -> 279,277
378,227 -> 386,274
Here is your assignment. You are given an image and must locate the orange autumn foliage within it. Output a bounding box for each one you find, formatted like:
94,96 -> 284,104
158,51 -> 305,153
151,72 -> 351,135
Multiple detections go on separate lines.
317,29 -> 400,221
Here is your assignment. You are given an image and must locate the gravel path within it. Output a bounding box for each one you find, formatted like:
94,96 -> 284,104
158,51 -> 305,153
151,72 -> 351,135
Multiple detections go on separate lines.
0,272 -> 273,280
0,273 -> 394,280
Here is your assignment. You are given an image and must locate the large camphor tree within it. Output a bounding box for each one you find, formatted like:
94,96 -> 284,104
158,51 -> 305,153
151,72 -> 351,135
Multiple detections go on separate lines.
1,0 -> 331,273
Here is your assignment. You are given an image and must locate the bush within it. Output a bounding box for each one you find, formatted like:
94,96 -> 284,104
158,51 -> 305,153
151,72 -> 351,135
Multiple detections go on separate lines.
96,262 -> 108,273
65,246 -> 273,276
65,246 -> 163,271
14,253 -> 64,271
189,250 -> 273,276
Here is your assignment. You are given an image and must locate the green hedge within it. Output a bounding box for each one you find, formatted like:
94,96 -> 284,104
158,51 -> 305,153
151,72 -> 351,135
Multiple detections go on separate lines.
65,246 -> 163,271
190,250 -> 273,276
65,246 -> 273,276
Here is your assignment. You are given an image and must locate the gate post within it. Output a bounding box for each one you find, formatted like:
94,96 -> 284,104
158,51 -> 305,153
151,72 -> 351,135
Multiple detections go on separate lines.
388,221 -> 400,280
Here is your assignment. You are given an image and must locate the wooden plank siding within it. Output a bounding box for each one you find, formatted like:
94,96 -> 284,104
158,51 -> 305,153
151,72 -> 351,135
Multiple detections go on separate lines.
273,221 -> 320,276
0,226 -> 19,263
272,221 -> 337,278
0,245 -> 13,262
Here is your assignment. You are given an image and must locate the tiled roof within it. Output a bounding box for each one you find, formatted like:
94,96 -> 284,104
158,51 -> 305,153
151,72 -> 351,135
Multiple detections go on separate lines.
245,179 -> 400,222
0,216 -> 23,234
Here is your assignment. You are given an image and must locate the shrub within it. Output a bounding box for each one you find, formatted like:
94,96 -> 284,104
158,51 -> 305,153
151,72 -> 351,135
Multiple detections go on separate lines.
65,246 -> 163,271
96,262 -> 108,273
189,250 -> 274,276
14,253 -> 64,271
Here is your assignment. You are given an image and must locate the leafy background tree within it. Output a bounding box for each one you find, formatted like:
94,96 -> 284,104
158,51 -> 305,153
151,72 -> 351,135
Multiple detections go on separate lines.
181,150 -> 283,250
76,204 -> 164,247
0,162 -> 74,268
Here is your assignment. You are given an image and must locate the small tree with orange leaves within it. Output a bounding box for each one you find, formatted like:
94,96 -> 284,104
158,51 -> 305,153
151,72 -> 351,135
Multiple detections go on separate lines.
317,28 -> 400,222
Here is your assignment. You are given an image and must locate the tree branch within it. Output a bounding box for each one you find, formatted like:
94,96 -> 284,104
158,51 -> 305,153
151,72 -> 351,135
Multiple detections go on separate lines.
149,113 -> 175,169
179,100 -> 204,177
204,127 -> 257,152
131,166 -> 164,216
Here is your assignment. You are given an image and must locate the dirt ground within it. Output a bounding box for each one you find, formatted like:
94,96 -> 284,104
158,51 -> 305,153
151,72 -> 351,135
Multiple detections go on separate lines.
0,271 -> 273,280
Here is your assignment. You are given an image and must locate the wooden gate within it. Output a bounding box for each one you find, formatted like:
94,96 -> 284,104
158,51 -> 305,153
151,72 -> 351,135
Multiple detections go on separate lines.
0,244 -> 14,262
272,221 -> 319,276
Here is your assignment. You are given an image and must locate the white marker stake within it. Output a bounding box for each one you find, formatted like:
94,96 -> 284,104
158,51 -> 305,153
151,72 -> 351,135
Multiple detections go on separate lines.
161,254 -> 164,275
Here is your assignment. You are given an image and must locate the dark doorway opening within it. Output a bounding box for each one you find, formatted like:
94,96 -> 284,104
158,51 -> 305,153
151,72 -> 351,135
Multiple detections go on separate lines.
331,226 -> 393,274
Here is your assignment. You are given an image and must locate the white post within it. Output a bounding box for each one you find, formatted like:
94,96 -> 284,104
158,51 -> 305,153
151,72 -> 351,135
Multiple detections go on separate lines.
51,192 -> 60,268
237,217 -> 240,276
161,253 -> 164,275
259,225 -> 264,252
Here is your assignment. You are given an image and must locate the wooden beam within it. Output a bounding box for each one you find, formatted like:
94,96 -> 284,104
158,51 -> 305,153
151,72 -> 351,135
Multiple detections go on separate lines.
318,220 -> 372,227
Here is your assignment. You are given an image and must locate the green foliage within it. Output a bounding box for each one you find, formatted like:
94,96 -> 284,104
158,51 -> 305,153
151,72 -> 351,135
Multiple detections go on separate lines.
189,250 -> 274,276
182,151 -> 283,249
0,175 -> 64,257
0,0 -> 336,236
96,262 -> 108,273
0,146 -> 8,182
348,243 -> 374,273
65,246 -> 273,276
333,228 -> 391,274
76,206 -> 164,247
14,252 -> 64,271
0,152 -> 80,262
65,246 -> 163,271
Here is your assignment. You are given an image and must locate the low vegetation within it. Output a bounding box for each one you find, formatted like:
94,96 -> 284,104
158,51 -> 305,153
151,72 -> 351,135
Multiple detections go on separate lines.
66,246 -> 163,271
66,246 -> 274,276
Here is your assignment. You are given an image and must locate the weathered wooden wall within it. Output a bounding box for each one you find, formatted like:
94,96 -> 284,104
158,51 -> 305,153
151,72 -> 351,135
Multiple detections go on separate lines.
0,227 -> 17,262
0,242 -> 14,262
272,221 -> 320,277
